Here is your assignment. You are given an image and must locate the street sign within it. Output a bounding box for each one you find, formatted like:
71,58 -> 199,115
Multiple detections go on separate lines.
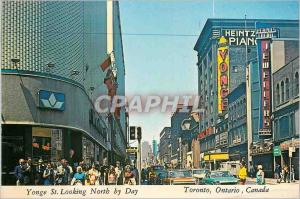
126,147 -> 138,153
273,146 -> 281,157
289,147 -> 295,157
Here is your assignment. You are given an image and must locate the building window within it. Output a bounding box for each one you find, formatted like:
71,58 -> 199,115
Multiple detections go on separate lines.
276,84 -> 280,106
281,81 -> 285,103
290,113 -> 295,136
233,66 -> 238,73
286,78 -> 290,100
295,72 -> 299,96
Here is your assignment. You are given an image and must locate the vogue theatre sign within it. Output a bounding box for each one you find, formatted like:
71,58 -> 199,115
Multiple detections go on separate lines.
223,29 -> 257,46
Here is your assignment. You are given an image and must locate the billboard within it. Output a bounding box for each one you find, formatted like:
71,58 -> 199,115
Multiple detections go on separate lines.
223,29 -> 257,46
212,29 -> 257,46
217,36 -> 230,114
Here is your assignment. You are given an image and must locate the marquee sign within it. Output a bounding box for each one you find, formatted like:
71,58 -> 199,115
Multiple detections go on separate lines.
217,36 -> 230,114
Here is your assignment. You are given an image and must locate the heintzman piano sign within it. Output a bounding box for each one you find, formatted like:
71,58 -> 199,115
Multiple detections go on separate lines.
222,29 -> 257,46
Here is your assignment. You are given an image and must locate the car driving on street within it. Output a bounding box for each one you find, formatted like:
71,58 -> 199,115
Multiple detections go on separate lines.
163,170 -> 197,185
202,171 -> 239,185
191,169 -> 210,184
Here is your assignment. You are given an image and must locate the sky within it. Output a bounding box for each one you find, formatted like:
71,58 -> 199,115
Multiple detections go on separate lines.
119,0 -> 299,144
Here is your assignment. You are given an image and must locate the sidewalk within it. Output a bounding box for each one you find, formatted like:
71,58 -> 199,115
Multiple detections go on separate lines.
246,177 -> 299,185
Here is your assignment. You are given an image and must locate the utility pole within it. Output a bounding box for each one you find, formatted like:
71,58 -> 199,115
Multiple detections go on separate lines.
129,126 -> 142,185
137,127 -> 142,185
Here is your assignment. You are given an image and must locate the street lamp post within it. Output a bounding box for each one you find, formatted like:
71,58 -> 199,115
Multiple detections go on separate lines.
178,137 -> 182,169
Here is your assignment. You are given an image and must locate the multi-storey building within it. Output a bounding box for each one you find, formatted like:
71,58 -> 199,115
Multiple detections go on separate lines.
159,127 -> 171,165
1,0 -> 127,184
194,19 -> 299,170
170,105 -> 193,168
271,39 -> 299,180
228,83 -> 247,162
141,141 -> 153,167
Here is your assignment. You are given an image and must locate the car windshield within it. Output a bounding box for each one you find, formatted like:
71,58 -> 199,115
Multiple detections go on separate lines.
169,170 -> 192,178
158,171 -> 168,178
193,170 -> 208,174
152,166 -> 164,170
210,171 -> 233,178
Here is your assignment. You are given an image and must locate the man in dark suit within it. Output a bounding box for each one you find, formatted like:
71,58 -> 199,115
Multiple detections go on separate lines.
14,159 -> 25,186
34,159 -> 45,185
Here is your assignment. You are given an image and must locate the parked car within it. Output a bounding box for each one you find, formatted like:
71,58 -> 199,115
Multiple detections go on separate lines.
155,170 -> 168,185
163,170 -> 196,185
219,161 -> 240,177
202,171 -> 239,185
149,165 -> 167,185
191,169 -> 210,184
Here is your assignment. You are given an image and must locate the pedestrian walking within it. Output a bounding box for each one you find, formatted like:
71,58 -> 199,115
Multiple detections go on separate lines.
238,162 -> 247,185
108,166 -> 117,185
56,159 -> 66,185
115,161 -> 123,185
66,161 -> 74,184
87,163 -> 100,185
131,165 -> 139,185
43,163 -> 55,185
290,165 -> 295,182
141,168 -> 146,184
14,159 -> 26,186
148,167 -> 156,185
283,165 -> 290,183
71,166 -> 86,185
33,159 -> 45,185
249,162 -> 255,178
274,164 -> 281,183
256,165 -> 265,185
124,165 -> 135,185
100,164 -> 109,185
24,158 -> 34,185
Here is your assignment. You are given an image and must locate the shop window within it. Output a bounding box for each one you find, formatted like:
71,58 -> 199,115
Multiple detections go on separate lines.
32,127 -> 51,161
82,137 -> 95,165
32,127 -> 63,162
279,116 -> 289,139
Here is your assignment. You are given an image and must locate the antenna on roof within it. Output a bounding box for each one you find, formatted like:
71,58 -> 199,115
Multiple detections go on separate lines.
213,0 -> 215,17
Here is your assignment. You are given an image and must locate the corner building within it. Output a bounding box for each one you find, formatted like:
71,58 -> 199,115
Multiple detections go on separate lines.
1,0 -> 127,184
194,19 -> 298,170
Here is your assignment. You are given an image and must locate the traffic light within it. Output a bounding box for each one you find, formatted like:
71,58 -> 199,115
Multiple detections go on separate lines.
137,127 -> 142,140
130,126 -> 136,140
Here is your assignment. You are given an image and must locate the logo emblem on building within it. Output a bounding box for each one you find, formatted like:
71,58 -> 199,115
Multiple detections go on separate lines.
39,90 -> 65,111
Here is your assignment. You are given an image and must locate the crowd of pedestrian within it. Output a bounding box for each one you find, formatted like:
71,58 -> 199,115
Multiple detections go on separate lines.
14,158 -> 139,186
274,163 -> 296,183
238,161 -> 297,185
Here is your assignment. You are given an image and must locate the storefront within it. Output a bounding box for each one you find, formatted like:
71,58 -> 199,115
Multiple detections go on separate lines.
278,139 -> 299,180
228,143 -> 248,163
1,73 -> 109,185
203,152 -> 229,170
252,153 -> 273,178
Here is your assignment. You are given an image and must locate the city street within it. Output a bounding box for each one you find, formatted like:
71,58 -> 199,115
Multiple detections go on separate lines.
1,3 -> 299,199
